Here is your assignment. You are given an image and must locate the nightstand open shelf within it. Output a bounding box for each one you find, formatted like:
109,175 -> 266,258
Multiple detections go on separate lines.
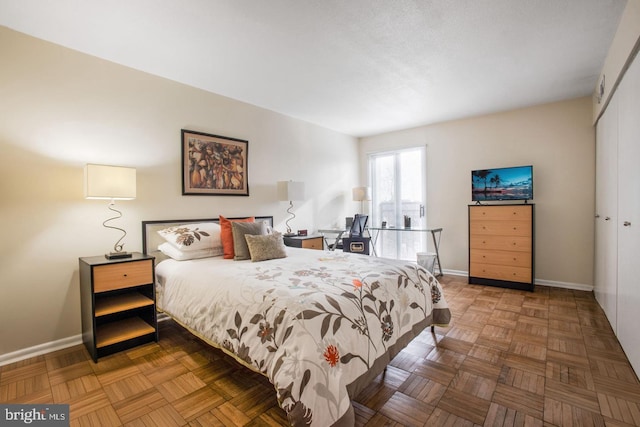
94,292 -> 154,317
96,317 -> 156,348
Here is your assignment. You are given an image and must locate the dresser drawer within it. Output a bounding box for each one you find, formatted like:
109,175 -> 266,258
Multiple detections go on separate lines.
470,263 -> 531,283
470,235 -> 532,252
469,205 -> 532,221
470,220 -> 531,237
93,259 -> 154,292
470,249 -> 531,268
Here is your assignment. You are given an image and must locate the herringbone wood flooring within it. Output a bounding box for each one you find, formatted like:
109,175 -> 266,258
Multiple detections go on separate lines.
2,275 -> 640,426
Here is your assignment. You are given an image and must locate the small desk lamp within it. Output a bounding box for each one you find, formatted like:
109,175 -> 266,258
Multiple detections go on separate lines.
277,180 -> 305,237
84,164 -> 136,259
352,186 -> 371,213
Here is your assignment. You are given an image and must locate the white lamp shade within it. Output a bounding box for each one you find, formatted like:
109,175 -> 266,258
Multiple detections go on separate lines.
277,181 -> 305,201
84,164 -> 136,200
352,186 -> 372,202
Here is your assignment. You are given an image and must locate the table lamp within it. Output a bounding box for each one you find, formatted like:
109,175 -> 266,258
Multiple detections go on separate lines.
277,180 -> 305,237
352,186 -> 371,213
84,164 -> 136,259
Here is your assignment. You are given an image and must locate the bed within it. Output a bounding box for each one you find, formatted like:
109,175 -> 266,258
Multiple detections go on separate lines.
142,216 -> 451,426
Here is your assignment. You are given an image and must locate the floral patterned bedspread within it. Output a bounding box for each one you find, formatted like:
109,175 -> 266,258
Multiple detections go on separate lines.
155,248 -> 451,426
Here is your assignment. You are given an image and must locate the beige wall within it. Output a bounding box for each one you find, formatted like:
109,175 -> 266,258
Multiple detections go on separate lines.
359,97 -> 595,287
0,27 -> 359,358
0,24 -> 600,360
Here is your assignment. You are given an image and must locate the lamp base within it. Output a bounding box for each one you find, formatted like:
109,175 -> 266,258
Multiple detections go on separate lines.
105,251 -> 133,260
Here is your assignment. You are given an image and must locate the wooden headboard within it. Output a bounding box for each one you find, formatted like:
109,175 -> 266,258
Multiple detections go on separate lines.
142,216 -> 274,262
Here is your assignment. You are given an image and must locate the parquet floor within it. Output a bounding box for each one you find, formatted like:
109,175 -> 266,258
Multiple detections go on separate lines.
2,275 -> 640,426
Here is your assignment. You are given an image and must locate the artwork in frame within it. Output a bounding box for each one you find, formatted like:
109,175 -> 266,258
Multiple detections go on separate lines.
181,129 -> 249,196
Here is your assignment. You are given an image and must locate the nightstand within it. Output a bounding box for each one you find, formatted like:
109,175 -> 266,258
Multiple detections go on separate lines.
283,235 -> 324,250
79,253 -> 157,362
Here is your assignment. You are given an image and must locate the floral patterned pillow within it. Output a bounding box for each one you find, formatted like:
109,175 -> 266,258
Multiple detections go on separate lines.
157,222 -> 223,254
244,232 -> 287,262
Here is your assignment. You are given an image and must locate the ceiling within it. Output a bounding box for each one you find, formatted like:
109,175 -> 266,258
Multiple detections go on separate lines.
0,0 -> 627,137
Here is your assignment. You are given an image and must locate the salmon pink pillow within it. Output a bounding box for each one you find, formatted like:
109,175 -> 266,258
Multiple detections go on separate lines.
219,215 -> 254,259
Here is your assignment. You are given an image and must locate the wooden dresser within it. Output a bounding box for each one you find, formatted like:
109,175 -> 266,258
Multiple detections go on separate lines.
468,204 -> 534,291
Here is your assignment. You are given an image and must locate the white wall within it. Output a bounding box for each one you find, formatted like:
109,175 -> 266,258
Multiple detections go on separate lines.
359,97 -> 595,287
593,0 -> 640,121
0,27 -> 359,357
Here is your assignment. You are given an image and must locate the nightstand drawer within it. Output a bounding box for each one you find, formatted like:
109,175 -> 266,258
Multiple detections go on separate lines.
301,237 -> 323,250
94,259 -> 154,292
283,235 -> 323,250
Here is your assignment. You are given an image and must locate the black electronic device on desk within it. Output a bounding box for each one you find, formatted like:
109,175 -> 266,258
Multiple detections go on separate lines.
343,214 -> 370,255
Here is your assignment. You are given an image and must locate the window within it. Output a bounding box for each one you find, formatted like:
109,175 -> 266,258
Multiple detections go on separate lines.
368,146 -> 427,260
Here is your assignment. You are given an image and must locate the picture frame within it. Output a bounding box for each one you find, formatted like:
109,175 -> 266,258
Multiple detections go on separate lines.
181,129 -> 249,196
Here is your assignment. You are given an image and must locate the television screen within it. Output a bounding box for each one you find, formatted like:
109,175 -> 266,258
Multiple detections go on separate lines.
472,165 -> 533,202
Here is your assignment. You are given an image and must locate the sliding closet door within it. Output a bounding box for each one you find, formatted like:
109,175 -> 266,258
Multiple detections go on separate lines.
616,53 -> 640,374
594,94 -> 618,332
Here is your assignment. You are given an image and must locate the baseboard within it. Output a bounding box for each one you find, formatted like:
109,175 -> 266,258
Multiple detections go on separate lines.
535,279 -> 594,292
442,269 -> 467,277
441,269 -> 593,292
0,334 -> 83,367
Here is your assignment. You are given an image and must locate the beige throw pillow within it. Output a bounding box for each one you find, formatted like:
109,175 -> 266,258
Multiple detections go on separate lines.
245,232 -> 287,262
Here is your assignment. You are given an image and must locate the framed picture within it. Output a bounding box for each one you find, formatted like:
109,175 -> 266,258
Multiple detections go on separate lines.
181,129 -> 249,196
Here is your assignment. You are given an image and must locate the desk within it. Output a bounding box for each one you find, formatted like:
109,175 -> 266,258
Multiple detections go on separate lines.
368,227 -> 443,277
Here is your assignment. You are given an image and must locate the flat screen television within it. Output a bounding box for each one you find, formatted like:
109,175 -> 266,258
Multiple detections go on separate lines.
472,165 -> 533,202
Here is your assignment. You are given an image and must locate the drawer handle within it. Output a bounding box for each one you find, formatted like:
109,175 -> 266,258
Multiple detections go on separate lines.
123,274 -> 128,277
623,221 -> 631,227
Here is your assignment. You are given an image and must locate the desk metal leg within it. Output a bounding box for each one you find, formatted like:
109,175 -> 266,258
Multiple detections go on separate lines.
321,232 -> 345,251
367,229 -> 378,257
429,228 -> 443,277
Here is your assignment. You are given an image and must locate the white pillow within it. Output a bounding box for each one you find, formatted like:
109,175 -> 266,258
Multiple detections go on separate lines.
157,222 -> 222,253
158,242 -> 220,261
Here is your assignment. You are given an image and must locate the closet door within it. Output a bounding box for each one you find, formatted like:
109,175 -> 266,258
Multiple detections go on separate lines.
616,53 -> 640,374
594,93 -> 618,332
